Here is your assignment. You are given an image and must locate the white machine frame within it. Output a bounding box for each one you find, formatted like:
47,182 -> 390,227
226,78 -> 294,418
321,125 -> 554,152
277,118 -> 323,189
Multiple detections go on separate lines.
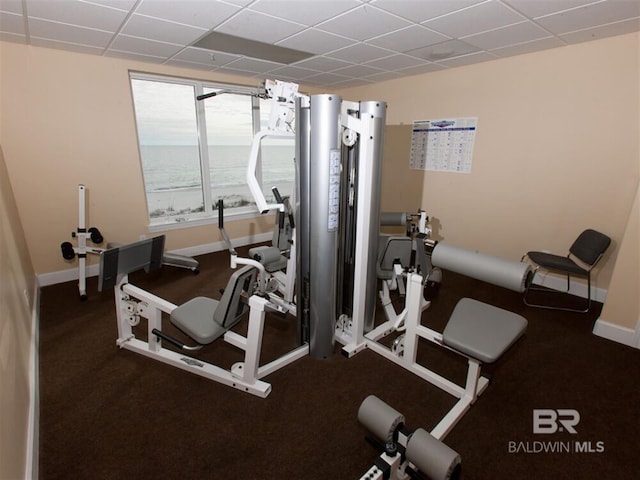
62,184 -> 199,299
113,269 -> 308,398
337,272 -> 489,440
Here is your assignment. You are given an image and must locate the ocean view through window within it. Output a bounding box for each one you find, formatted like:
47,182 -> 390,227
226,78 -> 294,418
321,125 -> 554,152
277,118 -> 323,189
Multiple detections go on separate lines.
130,73 -> 294,227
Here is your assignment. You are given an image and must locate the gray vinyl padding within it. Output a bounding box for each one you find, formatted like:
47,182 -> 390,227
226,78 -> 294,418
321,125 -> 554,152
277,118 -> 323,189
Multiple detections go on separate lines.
170,296 -> 226,344
443,298 -> 527,363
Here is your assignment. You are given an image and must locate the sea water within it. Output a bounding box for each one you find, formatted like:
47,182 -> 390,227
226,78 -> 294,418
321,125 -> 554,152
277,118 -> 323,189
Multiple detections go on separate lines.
141,145 -> 295,217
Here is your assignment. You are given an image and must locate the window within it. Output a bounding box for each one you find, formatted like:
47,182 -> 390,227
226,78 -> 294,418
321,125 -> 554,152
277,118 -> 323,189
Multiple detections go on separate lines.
130,73 -> 295,227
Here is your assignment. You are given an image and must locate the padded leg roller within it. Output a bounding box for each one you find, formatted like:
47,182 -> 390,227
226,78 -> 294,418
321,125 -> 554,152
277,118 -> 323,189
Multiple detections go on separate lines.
406,428 -> 461,480
358,395 -> 405,444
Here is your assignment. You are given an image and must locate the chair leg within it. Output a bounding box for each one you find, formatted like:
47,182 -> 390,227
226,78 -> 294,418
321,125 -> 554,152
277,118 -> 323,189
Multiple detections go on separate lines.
523,270 -> 591,313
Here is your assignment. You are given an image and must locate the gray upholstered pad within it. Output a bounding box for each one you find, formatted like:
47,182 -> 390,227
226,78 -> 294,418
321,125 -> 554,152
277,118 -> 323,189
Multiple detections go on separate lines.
443,298 -> 527,363
170,296 -> 226,344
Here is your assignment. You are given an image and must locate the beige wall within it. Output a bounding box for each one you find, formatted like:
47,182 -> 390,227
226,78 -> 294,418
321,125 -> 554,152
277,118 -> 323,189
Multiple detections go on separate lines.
0,144 -> 36,479
1,42 -> 283,276
340,33 -> 639,326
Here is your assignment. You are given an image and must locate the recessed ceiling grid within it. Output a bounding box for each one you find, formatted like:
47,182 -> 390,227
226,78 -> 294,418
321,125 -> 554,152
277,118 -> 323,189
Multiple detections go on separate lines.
1,0 -> 639,88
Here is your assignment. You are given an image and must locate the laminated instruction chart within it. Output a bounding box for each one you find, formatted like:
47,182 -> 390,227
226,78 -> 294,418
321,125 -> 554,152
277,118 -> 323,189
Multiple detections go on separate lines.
410,117 -> 477,173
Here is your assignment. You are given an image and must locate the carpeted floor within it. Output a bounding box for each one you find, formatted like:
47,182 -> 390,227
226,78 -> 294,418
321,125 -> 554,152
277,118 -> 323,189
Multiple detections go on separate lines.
38,246 -> 640,479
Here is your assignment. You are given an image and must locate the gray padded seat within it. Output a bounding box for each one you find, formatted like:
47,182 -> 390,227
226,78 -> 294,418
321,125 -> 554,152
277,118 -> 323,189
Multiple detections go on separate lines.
443,298 -> 527,364
377,235 -> 412,280
170,265 -> 257,345
248,245 -> 288,273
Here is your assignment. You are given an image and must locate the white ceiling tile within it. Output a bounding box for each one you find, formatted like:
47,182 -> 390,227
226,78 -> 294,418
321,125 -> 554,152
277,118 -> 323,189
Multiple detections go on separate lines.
397,62 -> 447,76
406,39 -> 479,61
276,28 -> 353,54
249,0 -> 360,26
268,65 -> 318,79
163,59 -> 215,71
27,0 -> 128,32
316,4 -> 412,41
105,49 -> 165,62
490,36 -> 566,57
367,24 -> 449,51
363,70 -> 403,82
109,34 -> 184,57
291,55 -> 354,71
29,18 -> 114,46
0,31 -> 27,43
535,1 -> 640,34
303,71 -> 352,84
332,63 -> 385,77
364,53 -> 429,70
435,50 -> 498,67
80,0 -> 138,10
560,17 -> 640,43
372,0 -> 485,22
462,20 -> 551,50
122,14 -> 206,45
326,42 -> 395,63
0,0 -> 23,14
424,1 -> 526,37
30,36 -> 105,54
331,77 -> 374,87
135,0 -> 240,29
0,11 -> 24,34
215,9 -> 306,44
502,0 -> 600,19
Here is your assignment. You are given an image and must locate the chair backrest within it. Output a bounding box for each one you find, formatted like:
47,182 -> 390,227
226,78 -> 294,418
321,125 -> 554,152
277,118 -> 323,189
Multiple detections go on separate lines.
213,265 -> 258,328
570,229 -> 611,266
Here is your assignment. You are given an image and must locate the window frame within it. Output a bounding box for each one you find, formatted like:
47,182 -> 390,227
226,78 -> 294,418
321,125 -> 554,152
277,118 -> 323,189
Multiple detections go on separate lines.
129,71 -> 279,232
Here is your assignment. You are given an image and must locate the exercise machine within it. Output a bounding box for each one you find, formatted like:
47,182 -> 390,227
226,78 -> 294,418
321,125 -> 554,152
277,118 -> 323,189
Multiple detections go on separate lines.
98,235 -> 308,397
61,184 -> 199,299
358,395 -> 461,480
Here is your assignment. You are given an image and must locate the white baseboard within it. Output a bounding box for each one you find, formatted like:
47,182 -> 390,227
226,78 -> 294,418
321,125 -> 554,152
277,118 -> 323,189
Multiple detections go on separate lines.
592,318 -> 639,349
25,279 -> 40,480
37,232 -> 272,287
532,271 -> 607,303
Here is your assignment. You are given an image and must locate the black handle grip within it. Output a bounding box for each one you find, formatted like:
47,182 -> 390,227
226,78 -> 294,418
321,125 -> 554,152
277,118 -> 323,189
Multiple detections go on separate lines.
196,91 -> 217,101
218,199 -> 224,229
151,328 -> 185,349
272,187 -> 283,204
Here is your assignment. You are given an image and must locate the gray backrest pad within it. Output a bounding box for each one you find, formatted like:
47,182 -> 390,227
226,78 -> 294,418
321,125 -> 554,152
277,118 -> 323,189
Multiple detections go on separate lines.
213,265 -> 257,328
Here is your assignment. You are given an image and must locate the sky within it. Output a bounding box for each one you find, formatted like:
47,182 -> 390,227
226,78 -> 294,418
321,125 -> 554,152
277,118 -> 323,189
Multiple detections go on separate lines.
131,78 -> 256,146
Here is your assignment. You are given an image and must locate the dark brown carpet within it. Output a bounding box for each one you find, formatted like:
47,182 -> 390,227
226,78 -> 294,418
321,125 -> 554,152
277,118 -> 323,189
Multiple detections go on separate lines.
38,246 -> 640,479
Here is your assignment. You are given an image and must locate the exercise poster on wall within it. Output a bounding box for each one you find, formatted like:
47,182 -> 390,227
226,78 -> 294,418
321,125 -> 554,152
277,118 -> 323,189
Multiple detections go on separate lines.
409,117 -> 477,173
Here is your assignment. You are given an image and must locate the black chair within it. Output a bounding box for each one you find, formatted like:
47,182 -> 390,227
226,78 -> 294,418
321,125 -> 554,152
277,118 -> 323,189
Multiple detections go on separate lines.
522,229 -> 611,313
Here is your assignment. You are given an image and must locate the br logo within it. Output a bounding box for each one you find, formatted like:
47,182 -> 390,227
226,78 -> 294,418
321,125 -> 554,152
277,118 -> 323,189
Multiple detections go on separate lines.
533,409 -> 580,434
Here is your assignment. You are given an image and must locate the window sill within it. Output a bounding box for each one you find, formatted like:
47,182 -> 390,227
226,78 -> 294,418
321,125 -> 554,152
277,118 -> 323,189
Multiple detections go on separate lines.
147,208 -> 274,233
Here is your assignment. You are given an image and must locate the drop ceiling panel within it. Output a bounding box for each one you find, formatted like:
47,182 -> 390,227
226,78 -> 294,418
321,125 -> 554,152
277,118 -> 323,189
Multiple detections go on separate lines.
134,0 -> 240,29
535,1 -> 640,34
560,17 -> 640,43
0,0 -> 24,15
490,36 -> 566,57
367,24 -> 449,51
249,0 -> 361,26
122,14 -> 206,45
0,12 -> 25,34
110,35 -> 184,57
315,4 -> 412,41
276,28 -> 354,55
26,0 -> 128,32
28,18 -> 114,47
424,1 -> 527,38
502,0 -> 600,19
371,0 -> 485,23
462,21 -> 551,50
326,42 -> 396,63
